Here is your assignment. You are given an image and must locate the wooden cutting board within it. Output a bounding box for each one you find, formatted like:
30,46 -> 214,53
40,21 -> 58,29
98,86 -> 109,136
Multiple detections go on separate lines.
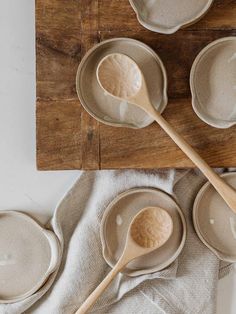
36,0 -> 236,170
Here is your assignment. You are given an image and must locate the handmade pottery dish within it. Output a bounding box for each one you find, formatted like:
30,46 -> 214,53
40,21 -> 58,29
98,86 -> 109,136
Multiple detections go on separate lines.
191,37 -> 236,128
101,188 -> 186,276
193,173 -> 236,262
129,0 -> 214,34
76,38 -> 168,129
0,211 -> 60,303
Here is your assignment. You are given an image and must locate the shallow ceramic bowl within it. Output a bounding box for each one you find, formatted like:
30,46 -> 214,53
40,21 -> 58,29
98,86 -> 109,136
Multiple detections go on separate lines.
101,188 -> 186,276
191,37 -> 236,128
0,211 -> 60,303
76,38 -> 168,129
129,0 -> 214,34
193,173 -> 236,262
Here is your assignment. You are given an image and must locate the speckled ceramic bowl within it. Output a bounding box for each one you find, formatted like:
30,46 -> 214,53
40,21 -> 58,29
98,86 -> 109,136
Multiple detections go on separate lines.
191,37 -> 236,128
101,188 -> 186,277
76,38 -> 168,129
0,211 -> 60,303
193,173 -> 236,262
129,0 -> 214,34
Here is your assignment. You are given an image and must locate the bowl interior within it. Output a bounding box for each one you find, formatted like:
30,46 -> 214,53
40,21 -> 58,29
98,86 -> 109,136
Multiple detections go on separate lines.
191,37 -> 236,128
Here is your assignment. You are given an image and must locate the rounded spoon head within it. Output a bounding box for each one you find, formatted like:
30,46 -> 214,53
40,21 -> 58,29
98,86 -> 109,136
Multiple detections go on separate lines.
129,206 -> 173,251
97,53 -> 143,101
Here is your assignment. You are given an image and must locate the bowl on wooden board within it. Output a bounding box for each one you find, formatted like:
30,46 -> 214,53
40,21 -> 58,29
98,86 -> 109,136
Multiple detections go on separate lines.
129,0 -> 214,34
190,37 -> 236,129
0,211 -> 61,303
193,173 -> 236,263
100,188 -> 186,276
76,38 -> 168,129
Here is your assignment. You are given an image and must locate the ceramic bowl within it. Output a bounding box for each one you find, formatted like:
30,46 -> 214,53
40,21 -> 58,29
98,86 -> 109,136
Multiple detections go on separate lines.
191,37 -> 236,128
0,211 -> 60,303
101,188 -> 186,276
193,173 -> 236,262
129,0 -> 214,34
76,38 -> 168,129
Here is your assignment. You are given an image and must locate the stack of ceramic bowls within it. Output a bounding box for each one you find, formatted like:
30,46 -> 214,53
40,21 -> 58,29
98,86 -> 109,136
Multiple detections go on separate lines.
0,211 -> 61,303
101,188 -> 186,275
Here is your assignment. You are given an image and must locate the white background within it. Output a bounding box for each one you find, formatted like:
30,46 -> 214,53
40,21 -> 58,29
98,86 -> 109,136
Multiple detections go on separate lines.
0,1 -> 235,313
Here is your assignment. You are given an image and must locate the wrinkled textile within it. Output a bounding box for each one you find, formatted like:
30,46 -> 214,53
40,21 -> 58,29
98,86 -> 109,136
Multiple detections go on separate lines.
1,170 -> 232,314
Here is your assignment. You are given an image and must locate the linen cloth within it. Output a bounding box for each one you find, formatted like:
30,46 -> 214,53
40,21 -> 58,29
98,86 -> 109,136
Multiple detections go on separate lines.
0,169 -> 232,314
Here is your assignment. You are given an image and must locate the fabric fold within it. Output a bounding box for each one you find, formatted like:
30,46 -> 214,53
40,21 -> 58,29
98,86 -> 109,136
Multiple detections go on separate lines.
0,170 -> 231,314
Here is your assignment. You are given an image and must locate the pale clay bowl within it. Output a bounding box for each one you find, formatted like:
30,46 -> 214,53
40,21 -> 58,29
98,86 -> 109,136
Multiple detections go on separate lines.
191,37 -> 236,129
193,173 -> 236,263
76,38 -> 168,129
129,0 -> 214,34
0,211 -> 60,303
100,188 -> 186,276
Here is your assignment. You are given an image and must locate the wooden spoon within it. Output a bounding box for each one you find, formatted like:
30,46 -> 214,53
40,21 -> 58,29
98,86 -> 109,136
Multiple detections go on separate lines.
76,206 -> 173,314
96,53 -> 236,214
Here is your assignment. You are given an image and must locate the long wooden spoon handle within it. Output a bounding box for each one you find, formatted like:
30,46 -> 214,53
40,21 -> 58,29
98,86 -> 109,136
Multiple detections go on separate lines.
150,110 -> 236,213
75,262 -> 123,314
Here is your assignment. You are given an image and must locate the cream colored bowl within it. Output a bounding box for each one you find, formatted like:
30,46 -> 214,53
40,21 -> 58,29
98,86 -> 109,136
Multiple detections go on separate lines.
76,38 -> 168,129
100,188 -> 186,276
193,173 -> 236,262
129,0 -> 214,34
0,211 -> 60,303
191,37 -> 236,128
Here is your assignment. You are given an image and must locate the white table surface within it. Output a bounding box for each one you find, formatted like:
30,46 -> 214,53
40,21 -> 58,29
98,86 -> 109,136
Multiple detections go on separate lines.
0,1 -> 235,313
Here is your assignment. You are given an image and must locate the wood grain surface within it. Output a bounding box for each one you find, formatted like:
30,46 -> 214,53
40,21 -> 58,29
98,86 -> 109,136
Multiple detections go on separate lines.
36,0 -> 236,170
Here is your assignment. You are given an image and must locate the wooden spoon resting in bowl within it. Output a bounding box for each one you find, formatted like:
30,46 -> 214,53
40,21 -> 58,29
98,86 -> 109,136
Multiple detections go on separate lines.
96,53 -> 236,214
76,207 -> 173,314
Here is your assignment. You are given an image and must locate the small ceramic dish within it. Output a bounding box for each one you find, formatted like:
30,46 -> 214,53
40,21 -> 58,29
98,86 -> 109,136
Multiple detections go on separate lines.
191,37 -> 236,128
101,188 -> 186,276
129,0 -> 214,34
0,211 -> 60,303
76,38 -> 168,129
193,173 -> 236,262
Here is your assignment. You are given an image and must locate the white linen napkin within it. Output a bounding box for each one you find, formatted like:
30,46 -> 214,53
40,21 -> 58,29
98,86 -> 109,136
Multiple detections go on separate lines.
0,169 -> 232,314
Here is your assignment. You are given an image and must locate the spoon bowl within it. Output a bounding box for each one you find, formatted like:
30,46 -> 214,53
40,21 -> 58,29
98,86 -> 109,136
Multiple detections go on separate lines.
76,206 -> 173,314
130,206 -> 173,250
97,53 -> 143,100
97,53 -> 155,116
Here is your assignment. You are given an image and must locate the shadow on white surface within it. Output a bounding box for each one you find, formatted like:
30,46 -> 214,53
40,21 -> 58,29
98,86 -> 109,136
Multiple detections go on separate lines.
0,0 -> 79,223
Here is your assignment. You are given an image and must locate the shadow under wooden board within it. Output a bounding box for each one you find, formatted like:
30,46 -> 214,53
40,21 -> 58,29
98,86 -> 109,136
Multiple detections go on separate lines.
36,0 -> 236,170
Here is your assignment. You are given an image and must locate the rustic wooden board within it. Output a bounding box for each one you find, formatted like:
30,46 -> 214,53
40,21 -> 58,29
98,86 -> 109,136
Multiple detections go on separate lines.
36,0 -> 236,170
